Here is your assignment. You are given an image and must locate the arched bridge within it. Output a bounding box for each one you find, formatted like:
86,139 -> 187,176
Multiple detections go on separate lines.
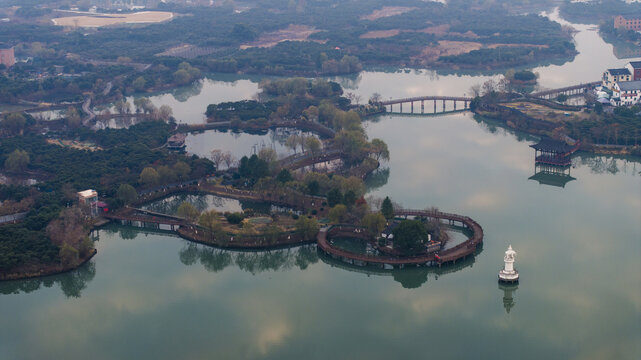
382,96 -> 473,114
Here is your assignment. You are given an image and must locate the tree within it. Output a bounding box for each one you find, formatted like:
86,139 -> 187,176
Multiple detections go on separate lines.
328,204 -> 347,223
177,202 -> 201,222
134,97 -> 152,113
370,138 -> 389,161
139,167 -> 160,187
157,165 -> 177,184
132,76 -> 146,91
46,207 -> 86,249
305,136 -> 322,157
285,134 -> 299,153
115,99 -> 130,114
4,149 -> 29,173
199,210 -> 222,239
327,188 -> 343,207
392,220 -> 429,255
276,169 -> 293,183
343,190 -> 357,208
159,105 -> 173,122
2,113 -> 26,135
173,161 -> 191,180
295,216 -> 319,241
116,184 -> 137,204
210,149 -> 225,170
258,147 -> 278,171
222,151 -> 236,169
173,69 -> 192,85
59,243 -> 79,266
381,196 -> 394,220
362,212 -> 386,238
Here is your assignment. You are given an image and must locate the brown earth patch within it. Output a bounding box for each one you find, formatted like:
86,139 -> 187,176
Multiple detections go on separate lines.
414,40 -> 482,63
486,43 -> 549,49
360,29 -> 401,39
52,11 -> 173,27
419,25 -> 479,39
361,6 -> 416,21
240,24 -> 319,49
419,24 -> 450,36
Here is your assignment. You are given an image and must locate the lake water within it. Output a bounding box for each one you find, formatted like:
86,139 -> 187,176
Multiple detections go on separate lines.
1,9 -> 640,360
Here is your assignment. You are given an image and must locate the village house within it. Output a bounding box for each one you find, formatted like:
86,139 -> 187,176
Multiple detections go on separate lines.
614,15 -> 641,31
603,68 -> 632,89
612,80 -> 641,107
626,61 -> 641,81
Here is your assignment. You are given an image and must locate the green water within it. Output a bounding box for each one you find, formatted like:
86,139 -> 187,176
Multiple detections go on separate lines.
1,8 -> 640,360
1,111 -> 639,359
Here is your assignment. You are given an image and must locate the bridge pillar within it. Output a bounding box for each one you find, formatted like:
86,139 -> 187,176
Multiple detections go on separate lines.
400,103 -> 402,113
454,100 -> 457,110
464,100 -> 468,109
443,99 -> 446,111
421,100 -> 424,114
434,100 -> 436,113
411,101 -> 414,113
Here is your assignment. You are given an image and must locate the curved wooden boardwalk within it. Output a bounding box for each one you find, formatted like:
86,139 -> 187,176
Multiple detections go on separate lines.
317,209 -> 483,267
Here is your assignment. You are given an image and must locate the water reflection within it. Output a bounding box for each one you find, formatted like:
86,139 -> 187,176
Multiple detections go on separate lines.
319,247 -> 480,289
0,262 -> 96,298
499,282 -> 519,314
142,193 -> 287,215
529,164 -> 576,188
178,243 -> 319,274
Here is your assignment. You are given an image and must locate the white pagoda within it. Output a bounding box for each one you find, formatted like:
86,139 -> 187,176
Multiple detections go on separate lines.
498,245 -> 519,283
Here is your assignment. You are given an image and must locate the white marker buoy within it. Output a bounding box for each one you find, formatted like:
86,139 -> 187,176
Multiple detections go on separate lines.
498,245 -> 519,283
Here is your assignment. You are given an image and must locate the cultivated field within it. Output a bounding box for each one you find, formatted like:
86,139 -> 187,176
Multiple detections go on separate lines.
240,25 -> 319,49
52,11 -> 173,28
361,6 -> 416,21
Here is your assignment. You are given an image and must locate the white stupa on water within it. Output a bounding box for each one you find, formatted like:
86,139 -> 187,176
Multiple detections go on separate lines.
498,245 -> 519,283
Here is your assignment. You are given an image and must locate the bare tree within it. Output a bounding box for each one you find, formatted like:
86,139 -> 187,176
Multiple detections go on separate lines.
210,149 -> 225,169
222,151 -> 236,169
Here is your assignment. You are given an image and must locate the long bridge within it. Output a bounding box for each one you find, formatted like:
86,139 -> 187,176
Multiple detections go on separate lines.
381,95 -> 473,114
530,81 -> 600,100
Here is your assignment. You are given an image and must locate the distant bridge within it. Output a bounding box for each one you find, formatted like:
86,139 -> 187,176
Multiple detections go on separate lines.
381,96 -> 473,114
530,81 -> 600,100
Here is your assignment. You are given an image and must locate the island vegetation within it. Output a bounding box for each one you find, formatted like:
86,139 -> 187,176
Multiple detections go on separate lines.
469,77 -> 641,156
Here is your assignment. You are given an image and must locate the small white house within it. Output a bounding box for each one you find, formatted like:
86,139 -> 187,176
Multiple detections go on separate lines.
603,68 -> 632,90
611,80 -> 641,107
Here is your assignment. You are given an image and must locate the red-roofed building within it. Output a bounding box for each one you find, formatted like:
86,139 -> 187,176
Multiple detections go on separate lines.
614,15 -> 641,31
626,61 -> 641,81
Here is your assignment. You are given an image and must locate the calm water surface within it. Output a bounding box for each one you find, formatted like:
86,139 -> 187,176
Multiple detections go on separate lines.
1,10 -> 640,360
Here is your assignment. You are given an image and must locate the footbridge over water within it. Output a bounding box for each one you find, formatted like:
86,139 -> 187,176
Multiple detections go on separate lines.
103,206 -> 187,230
529,81 -> 600,100
317,208 -> 483,268
381,96 -> 473,115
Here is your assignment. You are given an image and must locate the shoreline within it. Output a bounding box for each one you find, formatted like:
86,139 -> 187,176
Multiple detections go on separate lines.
0,248 -> 97,282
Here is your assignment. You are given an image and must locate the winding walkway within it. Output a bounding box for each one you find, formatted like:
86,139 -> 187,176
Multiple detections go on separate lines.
317,209 -> 483,267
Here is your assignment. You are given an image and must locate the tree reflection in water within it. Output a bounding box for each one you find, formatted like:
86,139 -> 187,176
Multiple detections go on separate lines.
178,242 -> 319,274
319,248 -> 480,289
364,167 -> 390,191
0,262 -> 96,298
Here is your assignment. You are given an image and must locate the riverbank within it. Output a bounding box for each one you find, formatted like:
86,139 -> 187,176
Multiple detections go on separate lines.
0,248 -> 97,281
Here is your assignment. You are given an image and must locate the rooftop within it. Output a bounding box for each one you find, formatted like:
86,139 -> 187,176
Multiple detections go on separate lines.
608,68 -> 631,76
529,138 -> 575,153
617,80 -> 641,91
629,61 -> 641,69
